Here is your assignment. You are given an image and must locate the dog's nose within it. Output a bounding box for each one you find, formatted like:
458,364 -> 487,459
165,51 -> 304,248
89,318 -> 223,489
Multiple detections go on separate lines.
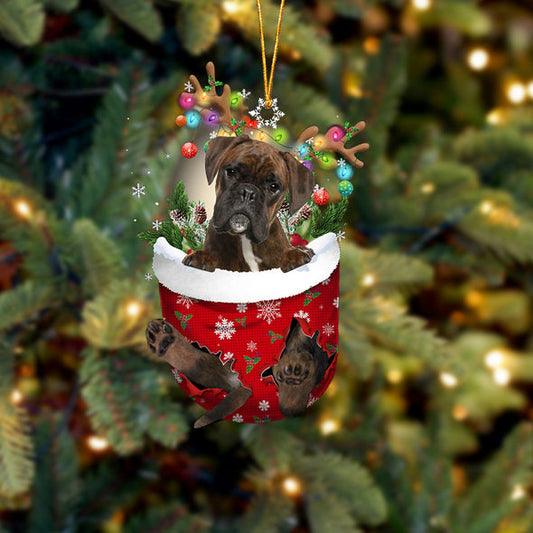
240,185 -> 256,203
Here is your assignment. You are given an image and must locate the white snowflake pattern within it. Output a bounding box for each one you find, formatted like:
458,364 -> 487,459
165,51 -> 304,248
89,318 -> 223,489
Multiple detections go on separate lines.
131,183 -> 145,198
294,310 -> 310,323
176,294 -> 196,309
307,395 -> 318,407
256,300 -> 282,324
248,97 -> 285,129
144,272 -> 153,281
336,230 -> 346,242
152,219 -> 162,230
247,340 -> 257,352
239,89 -> 251,99
184,80 -> 194,92
214,317 -> 236,340
221,352 -> 234,364
232,413 -> 244,423
165,153 -> 171,159
306,137 -> 315,145
171,368 -> 183,383
236,303 -> 248,313
337,158 -> 347,166
258,400 -> 270,412
333,297 -> 339,308
313,183 -> 321,193
322,323 -> 335,336
322,276 -> 331,286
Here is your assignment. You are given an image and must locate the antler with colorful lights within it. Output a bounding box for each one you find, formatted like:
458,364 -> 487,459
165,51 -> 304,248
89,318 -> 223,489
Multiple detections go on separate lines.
294,121 -> 369,169
185,61 -> 234,127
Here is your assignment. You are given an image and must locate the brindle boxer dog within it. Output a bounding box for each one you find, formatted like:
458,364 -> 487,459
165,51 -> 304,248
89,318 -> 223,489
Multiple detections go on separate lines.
262,318 -> 333,417
147,135 -> 318,428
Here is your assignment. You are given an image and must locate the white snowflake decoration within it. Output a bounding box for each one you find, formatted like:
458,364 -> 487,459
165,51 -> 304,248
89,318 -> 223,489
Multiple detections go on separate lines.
165,153 -> 171,159
131,183 -> 145,198
336,230 -> 346,242
337,158 -> 347,167
307,395 -> 318,406
176,295 -> 196,309
333,297 -> 339,309
322,323 -> 335,336
247,340 -> 258,352
152,219 -> 162,230
184,80 -> 194,92
221,352 -> 234,364
322,277 -> 331,286
294,310 -> 310,323
306,137 -> 315,145
214,317 -> 236,340
256,300 -> 282,324
209,131 -> 218,139
232,413 -> 244,423
258,400 -> 270,412
239,89 -> 251,99
313,184 -> 321,193
144,272 -> 153,281
248,97 -> 285,129
236,303 -> 248,313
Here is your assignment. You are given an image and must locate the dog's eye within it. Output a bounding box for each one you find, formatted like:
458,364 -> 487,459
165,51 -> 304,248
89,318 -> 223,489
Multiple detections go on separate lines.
269,183 -> 280,193
225,168 -> 237,178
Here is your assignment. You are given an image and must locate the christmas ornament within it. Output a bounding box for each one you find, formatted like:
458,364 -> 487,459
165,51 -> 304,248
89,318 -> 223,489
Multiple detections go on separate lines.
175,114 -> 187,127
181,142 -> 198,159
338,180 -> 354,196
178,92 -> 195,109
336,163 -> 354,181
313,188 -> 329,205
185,110 -> 201,129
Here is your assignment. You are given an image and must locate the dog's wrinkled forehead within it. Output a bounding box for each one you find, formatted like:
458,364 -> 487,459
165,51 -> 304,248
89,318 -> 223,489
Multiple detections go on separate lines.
220,142 -> 287,180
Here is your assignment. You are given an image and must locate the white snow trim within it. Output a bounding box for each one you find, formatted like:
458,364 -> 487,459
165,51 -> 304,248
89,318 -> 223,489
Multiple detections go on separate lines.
153,232 -> 340,303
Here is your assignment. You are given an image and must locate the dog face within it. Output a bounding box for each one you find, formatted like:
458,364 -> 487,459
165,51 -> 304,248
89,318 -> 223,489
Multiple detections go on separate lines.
205,135 -> 315,244
267,318 -> 331,417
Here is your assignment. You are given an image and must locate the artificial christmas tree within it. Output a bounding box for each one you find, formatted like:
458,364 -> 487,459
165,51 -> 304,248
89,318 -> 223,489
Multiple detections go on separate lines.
1,1 -> 533,532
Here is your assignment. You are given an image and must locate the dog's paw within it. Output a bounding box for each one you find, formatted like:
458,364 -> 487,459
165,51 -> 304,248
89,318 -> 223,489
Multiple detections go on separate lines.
182,250 -> 217,272
280,246 -> 315,272
146,319 -> 178,358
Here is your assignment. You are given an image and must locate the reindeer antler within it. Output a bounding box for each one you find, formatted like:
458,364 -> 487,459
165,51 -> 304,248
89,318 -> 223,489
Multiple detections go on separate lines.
188,62 -> 233,126
295,121 -> 369,169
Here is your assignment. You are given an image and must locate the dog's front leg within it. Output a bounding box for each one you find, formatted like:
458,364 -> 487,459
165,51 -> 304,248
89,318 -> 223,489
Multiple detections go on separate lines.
182,250 -> 218,271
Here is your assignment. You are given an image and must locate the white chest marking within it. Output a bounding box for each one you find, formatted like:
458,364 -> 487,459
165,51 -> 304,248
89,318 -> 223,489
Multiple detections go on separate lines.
240,235 -> 261,272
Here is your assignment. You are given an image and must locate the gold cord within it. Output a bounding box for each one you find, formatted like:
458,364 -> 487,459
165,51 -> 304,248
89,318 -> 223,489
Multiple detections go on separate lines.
256,0 -> 286,109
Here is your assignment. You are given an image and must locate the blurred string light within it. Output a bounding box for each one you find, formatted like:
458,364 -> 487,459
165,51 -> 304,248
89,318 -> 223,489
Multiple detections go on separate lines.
282,476 -> 302,497
411,0 -> 432,11
528,81 -> 533,99
486,108 -> 503,125
510,484 -> 526,501
387,369 -> 403,384
10,389 -> 23,405
467,48 -> 489,71
420,182 -> 435,194
452,405 -> 468,421
479,200 -> 494,214
440,372 -> 459,388
222,0 -> 241,15
361,273 -> 376,287
87,435 -> 110,452
493,367 -> 511,387
124,299 -> 143,318
506,82 -> 527,104
485,349 -> 505,369
320,418 -> 340,435
13,199 -> 33,220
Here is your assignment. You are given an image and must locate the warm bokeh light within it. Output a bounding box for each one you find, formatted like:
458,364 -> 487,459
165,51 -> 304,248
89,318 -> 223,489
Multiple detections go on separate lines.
510,484 -> 526,501
10,389 -> 23,405
507,82 -> 526,104
222,0 -> 241,14
440,372 -> 459,388
363,37 -> 381,55
13,199 -> 32,220
320,418 -> 341,435
528,81 -> 533,99
480,200 -> 494,214
282,476 -> 302,496
362,273 -> 376,287
467,48 -> 489,71
486,108 -> 503,125
420,182 -> 435,194
412,0 -> 432,10
493,367 -> 511,386
87,435 -> 110,452
484,349 -> 505,369
387,369 -> 403,384
452,405 -> 468,421
125,299 -> 143,318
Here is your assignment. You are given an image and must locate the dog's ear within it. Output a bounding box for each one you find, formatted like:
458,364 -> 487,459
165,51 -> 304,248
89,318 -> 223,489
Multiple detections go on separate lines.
285,317 -> 306,346
282,152 -> 316,215
205,135 -> 250,185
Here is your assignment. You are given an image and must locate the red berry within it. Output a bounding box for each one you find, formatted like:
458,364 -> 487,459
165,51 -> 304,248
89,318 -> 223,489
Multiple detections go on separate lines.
175,115 -> 187,127
181,142 -> 198,159
313,188 -> 329,205
290,234 -> 308,246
